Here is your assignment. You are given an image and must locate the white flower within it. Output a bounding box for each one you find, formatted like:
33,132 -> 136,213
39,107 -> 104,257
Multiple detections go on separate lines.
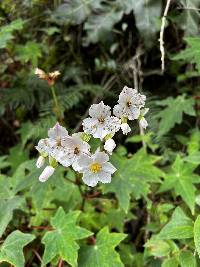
77,150 -> 116,187
48,122 -> 69,147
57,134 -> 90,170
36,155 -> 45,168
39,166 -> 55,182
82,101 -> 120,140
139,108 -> 149,129
104,139 -> 116,154
121,123 -> 131,135
113,86 -> 146,120
35,138 -> 52,155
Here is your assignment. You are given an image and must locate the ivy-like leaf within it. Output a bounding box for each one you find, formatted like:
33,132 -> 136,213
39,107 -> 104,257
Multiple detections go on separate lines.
0,196 -> 23,238
155,95 -> 195,137
78,227 -> 126,267
158,207 -> 193,240
159,155 -> 198,213
0,230 -> 35,267
173,37 -> 200,72
42,207 -> 92,266
179,0 -> 200,36
84,2 -> 123,44
103,148 -> 163,212
132,0 -> 162,48
52,0 -> 101,25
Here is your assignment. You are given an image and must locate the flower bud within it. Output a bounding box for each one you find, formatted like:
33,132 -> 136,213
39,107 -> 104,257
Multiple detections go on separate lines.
104,139 -> 116,154
39,166 -> 55,182
139,117 -> 148,129
36,155 -> 45,168
121,123 -> 131,135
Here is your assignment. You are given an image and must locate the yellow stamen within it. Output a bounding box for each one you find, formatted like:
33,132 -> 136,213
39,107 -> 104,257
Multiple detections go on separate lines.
90,162 -> 102,173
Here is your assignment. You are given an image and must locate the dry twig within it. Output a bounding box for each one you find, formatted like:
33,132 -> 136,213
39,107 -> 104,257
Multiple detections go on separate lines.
159,0 -> 172,72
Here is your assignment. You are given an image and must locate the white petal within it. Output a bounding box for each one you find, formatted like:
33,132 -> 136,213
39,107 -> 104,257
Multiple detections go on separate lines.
48,122 -> 68,140
102,162 -> 117,174
93,150 -> 109,164
139,117 -> 148,129
104,117 -> 121,135
82,172 -> 99,187
89,101 -> 111,119
104,139 -> 116,154
72,159 -> 81,171
76,154 -> 93,170
82,118 -> 98,134
128,106 -> 140,120
121,123 -> 131,135
39,166 -> 55,182
98,171 -> 112,184
36,156 -> 45,168
113,104 -> 124,118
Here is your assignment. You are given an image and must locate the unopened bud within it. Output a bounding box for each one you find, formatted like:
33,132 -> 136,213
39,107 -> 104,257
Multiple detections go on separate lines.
39,166 -> 55,182
121,123 -> 131,135
104,139 -> 116,154
36,155 -> 45,168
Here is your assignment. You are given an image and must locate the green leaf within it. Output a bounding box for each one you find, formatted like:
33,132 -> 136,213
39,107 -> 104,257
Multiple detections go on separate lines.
15,41 -> 42,67
179,251 -> 197,267
194,215 -> 200,258
132,0 -> 162,48
156,95 -> 195,137
161,257 -> 179,267
0,230 -> 35,267
53,0 -> 101,25
84,2 -> 123,44
178,0 -> 200,36
78,227 -> 126,267
158,207 -> 193,240
103,148 -> 163,212
173,38 -> 200,72
159,155 -> 197,213
145,239 -> 171,257
184,152 -> 200,164
0,19 -> 24,49
0,196 -> 23,238
42,207 -> 92,266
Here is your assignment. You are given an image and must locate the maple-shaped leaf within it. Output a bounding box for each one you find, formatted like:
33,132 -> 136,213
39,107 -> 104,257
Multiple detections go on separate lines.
158,207 -> 193,240
78,227 -> 126,267
159,155 -> 199,214
42,207 -> 92,266
0,230 -> 35,267
103,148 -> 163,212
173,37 -> 200,72
155,95 -> 195,137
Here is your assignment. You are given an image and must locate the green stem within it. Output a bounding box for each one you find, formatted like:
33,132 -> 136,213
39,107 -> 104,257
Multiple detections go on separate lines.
50,85 -> 62,121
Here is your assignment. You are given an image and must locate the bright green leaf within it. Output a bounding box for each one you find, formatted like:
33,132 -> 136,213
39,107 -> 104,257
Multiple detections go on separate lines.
0,230 -> 35,267
156,95 -> 195,137
158,207 -> 193,240
159,155 -> 197,213
179,251 -> 197,267
42,207 -> 92,266
78,227 -> 126,267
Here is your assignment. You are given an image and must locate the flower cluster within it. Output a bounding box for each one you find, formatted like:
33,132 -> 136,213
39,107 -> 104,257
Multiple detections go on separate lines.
35,86 -> 148,186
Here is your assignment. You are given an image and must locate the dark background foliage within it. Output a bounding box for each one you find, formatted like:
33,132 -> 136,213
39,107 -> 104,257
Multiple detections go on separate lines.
1,0 -> 200,266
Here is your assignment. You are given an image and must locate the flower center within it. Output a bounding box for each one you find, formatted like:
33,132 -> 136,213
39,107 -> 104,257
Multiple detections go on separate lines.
126,101 -> 132,107
74,147 -> 80,155
56,137 -> 61,146
98,117 -> 105,124
90,162 -> 102,173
